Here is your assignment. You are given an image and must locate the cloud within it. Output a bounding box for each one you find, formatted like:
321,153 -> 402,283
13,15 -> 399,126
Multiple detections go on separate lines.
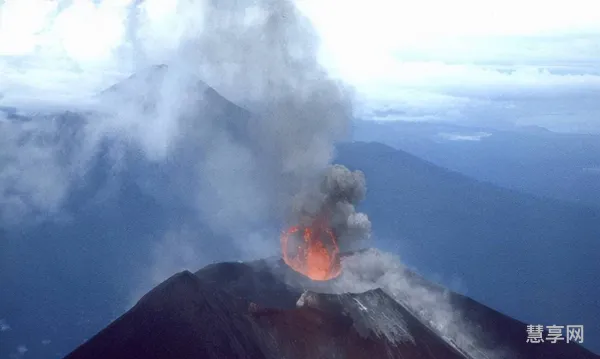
1,0 -> 600,132
298,0 -> 600,132
583,167 -> 600,174
0,111 -> 107,224
9,345 -> 28,359
0,319 -> 10,331
0,113 -> 71,223
354,63 -> 600,132
437,132 -> 493,142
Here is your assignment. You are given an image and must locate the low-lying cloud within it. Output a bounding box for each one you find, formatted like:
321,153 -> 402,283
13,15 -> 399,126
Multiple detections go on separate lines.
438,132 -> 493,142
0,318 -> 10,332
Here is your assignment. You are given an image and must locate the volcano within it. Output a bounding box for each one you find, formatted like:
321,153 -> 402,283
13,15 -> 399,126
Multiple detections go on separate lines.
281,224 -> 341,281
63,249 -> 597,359
281,209 -> 342,281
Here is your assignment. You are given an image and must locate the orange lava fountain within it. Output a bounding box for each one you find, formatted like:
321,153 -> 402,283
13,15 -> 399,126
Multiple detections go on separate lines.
280,218 -> 341,281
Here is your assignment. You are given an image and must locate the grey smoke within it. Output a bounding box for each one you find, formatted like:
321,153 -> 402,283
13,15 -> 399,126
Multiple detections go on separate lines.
323,165 -> 371,245
179,0 -> 359,237
99,0 -> 365,251
296,290 -> 414,345
331,249 -> 510,359
1,0 -> 359,240
291,164 -> 372,249
91,0 -> 365,293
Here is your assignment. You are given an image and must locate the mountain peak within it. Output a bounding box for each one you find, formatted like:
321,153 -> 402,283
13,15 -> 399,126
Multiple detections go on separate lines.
64,253 -> 598,359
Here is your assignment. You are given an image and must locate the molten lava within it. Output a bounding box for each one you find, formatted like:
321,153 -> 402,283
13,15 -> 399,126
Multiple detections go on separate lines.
281,220 -> 341,281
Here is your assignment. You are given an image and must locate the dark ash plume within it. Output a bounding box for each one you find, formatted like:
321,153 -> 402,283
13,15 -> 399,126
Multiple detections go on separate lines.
292,164 -> 372,250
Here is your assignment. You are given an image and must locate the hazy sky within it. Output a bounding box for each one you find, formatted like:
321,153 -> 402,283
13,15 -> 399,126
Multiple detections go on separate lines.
1,0 -> 599,132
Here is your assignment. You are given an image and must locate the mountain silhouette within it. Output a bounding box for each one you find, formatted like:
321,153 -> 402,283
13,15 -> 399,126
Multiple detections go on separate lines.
64,254 -> 597,359
335,141 -> 600,353
353,120 -> 600,207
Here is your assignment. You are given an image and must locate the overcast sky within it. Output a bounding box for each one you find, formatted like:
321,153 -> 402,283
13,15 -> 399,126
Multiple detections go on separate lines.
0,0 -> 599,132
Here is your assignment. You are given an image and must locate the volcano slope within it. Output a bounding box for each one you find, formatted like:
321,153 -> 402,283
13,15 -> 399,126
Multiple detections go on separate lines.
64,250 -> 597,359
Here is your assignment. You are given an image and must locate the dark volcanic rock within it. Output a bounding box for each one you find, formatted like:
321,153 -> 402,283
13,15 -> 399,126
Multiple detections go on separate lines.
63,271 -> 265,359
64,254 -> 598,359
64,266 -> 464,359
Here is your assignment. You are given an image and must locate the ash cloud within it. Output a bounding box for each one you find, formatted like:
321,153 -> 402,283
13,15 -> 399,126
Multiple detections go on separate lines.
323,165 -> 371,245
110,0 -> 361,248
93,0 -> 361,290
178,0 -> 357,231
291,164 -> 372,249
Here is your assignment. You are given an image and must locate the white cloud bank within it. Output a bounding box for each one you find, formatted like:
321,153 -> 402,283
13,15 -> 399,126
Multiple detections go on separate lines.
1,0 -> 599,132
300,0 -> 600,132
437,132 -> 493,142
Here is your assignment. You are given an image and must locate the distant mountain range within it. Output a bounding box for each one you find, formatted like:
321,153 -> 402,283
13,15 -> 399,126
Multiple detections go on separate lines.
353,120 -> 600,207
336,141 -> 600,354
1,66 -> 599,357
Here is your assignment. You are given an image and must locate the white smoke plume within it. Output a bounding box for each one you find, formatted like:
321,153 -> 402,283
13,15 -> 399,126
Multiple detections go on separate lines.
99,0 -> 357,240
1,0 -> 356,242
331,249 -> 511,359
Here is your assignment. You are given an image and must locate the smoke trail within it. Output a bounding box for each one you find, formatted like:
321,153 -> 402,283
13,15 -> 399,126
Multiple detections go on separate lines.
291,164 -> 372,250
186,0 -> 356,220
96,0 -> 363,251
332,249 -> 511,359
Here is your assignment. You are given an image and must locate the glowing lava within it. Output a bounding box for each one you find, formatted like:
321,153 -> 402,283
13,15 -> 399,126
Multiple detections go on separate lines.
281,220 -> 341,281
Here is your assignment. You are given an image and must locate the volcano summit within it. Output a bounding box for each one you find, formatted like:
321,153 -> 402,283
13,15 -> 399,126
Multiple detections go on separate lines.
64,249 -> 597,359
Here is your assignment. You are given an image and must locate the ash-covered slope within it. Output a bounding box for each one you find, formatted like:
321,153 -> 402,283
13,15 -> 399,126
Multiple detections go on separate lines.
64,251 -> 597,359
64,269 -> 464,359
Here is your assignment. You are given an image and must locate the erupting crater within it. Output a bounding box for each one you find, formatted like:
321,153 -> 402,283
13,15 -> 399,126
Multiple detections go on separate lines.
280,216 -> 341,281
